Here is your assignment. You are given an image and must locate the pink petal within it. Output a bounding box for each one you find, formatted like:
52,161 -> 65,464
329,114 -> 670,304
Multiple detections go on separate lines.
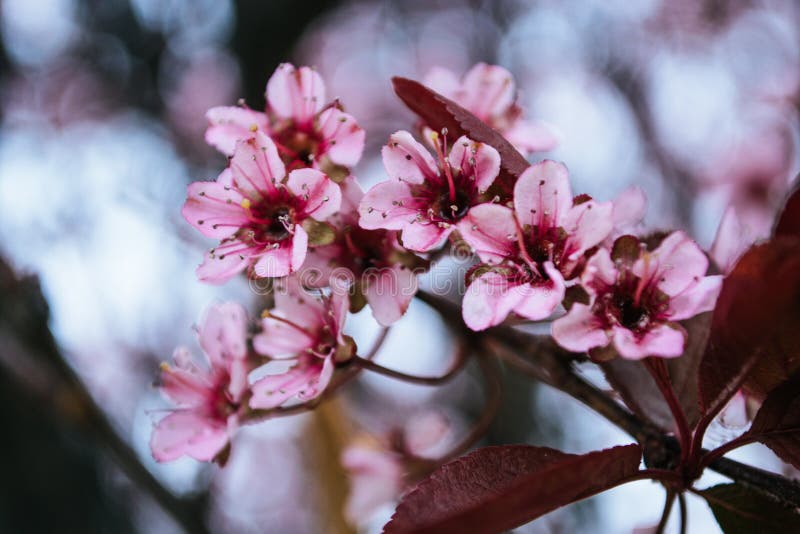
358,180 -> 417,230
563,199 -> 614,254
339,176 -> 365,214
196,247 -> 250,285
253,226 -> 308,277
668,275 -> 723,321
364,265 -> 417,326
459,63 -> 515,121
182,180 -> 247,239
381,130 -> 438,185
204,106 -> 269,156
638,231 -> 708,296
317,108 -> 365,167
511,262 -> 567,321
198,302 -> 248,367
462,271 -> 524,331
503,119 -> 559,154
400,221 -> 450,252
552,303 -> 609,352
266,63 -> 326,125
582,248 -> 618,293
287,168 -> 341,221
160,361 -> 213,407
612,324 -> 685,360
229,131 -> 286,199
150,411 -> 228,462
253,316 -> 316,357
514,160 -> 573,229
422,66 -> 461,99
447,135 -> 501,193
249,356 -> 332,409
342,446 -> 403,523
297,355 -> 334,402
457,204 -> 517,264
611,186 -> 647,233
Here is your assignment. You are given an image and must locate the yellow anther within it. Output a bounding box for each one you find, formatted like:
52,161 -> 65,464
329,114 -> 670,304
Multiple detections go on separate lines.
249,123 -> 258,132
240,198 -> 251,210
159,362 -> 171,372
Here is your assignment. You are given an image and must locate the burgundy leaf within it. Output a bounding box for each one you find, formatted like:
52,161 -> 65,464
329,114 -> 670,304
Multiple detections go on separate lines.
391,77 -> 530,187
773,178 -> 800,238
701,483 -> 800,533
746,372 -> 800,469
698,237 -> 800,417
384,444 -> 642,534
602,313 -> 709,432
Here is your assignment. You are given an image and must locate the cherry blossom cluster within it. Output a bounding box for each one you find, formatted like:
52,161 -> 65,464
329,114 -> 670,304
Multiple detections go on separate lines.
152,63 -> 724,498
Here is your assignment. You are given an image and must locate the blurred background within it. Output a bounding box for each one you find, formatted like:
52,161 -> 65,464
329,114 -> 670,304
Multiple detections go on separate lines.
0,0 -> 798,532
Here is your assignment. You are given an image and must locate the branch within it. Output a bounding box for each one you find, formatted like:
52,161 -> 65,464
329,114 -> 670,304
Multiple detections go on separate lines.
414,290 -> 800,508
0,261 -> 210,534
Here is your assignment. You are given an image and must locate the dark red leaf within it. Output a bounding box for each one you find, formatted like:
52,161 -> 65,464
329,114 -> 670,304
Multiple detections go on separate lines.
773,177 -> 800,238
391,77 -> 530,187
746,371 -> 800,469
383,444 -> 642,534
698,237 -> 800,417
602,313 -> 709,432
701,483 -> 800,533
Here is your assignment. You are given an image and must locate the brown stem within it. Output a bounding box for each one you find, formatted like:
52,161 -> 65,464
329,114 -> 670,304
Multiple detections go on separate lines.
678,491 -> 687,534
656,490 -> 676,534
645,358 -> 692,465
414,290 -> 800,508
353,338 -> 468,385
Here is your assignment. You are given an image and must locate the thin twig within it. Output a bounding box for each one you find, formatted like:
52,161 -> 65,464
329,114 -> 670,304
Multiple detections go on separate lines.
678,491 -> 687,534
354,339 -> 468,385
656,489 -> 676,534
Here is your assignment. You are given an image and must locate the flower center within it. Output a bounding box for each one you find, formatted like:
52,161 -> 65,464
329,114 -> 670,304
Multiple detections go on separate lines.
436,189 -> 471,221
273,125 -> 321,167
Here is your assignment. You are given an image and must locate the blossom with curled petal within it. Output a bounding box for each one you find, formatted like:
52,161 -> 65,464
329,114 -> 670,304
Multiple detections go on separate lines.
552,232 -> 723,359
306,178 -> 427,325
150,303 -> 249,462
249,284 -> 355,409
424,63 -> 557,155
182,131 -> 341,283
205,63 -> 365,174
358,130 -> 500,252
459,160 -> 613,330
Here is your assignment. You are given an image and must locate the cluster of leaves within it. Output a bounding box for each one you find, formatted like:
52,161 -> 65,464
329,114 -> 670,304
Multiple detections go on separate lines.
382,78 -> 800,534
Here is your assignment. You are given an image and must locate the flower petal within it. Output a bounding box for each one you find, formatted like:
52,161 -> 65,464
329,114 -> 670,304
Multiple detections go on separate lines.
422,66 -> 461,99
182,180 -> 247,239
512,261 -> 566,321
229,131 -> 286,198
514,160 -> 573,229
150,411 -> 228,462
266,63 -> 325,125
199,302 -> 248,367
462,271 -> 523,331
582,248 -> 618,293
204,106 -> 269,156
503,119 -> 559,154
563,199 -> 614,254
668,275 -> 723,320
611,186 -> 647,233
612,324 -> 685,359
638,231 -> 709,296
196,246 -> 251,284
401,221 -> 450,252
358,180 -> 418,230
447,136 -> 500,193
381,130 -> 438,185
253,226 -> 308,277
459,63 -> 515,121
364,265 -> 417,326
287,168 -> 341,221
457,204 -> 517,264
552,303 -> 609,353
317,108 -> 365,167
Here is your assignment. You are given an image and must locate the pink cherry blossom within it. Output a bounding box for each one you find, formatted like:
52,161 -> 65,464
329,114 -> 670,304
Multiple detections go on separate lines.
552,232 -> 723,359
459,160 -> 614,330
359,130 -> 500,252
306,178 -> 425,325
182,131 -> 341,283
423,63 -> 558,155
205,63 -> 365,172
150,302 -> 249,462
342,444 -> 405,523
249,283 -> 353,409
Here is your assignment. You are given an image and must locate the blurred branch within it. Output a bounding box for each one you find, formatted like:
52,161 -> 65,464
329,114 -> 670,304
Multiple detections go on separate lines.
415,290 -> 800,508
603,60 -> 697,225
0,259 -> 210,534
